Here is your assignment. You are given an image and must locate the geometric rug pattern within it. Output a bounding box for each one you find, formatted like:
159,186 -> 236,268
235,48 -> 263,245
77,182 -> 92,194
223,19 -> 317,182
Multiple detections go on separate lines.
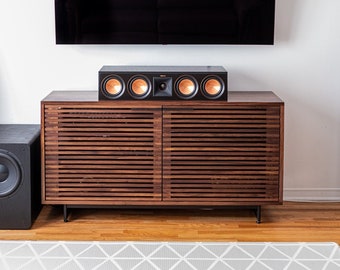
0,241 -> 339,270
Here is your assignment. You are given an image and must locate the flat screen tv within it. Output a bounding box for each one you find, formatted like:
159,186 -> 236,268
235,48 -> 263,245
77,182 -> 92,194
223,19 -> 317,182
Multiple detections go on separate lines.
55,0 -> 275,45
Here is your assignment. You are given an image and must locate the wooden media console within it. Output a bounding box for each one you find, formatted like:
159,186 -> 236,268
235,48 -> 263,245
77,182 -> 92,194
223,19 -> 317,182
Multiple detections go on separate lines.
41,91 -> 284,223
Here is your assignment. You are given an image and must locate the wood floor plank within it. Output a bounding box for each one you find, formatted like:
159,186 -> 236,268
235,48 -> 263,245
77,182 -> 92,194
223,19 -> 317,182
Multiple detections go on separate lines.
0,202 -> 339,244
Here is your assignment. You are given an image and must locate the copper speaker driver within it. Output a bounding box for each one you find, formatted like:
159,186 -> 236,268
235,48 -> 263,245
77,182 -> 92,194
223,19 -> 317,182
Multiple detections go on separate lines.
129,76 -> 151,99
176,76 -> 198,99
202,76 -> 224,99
103,76 -> 124,99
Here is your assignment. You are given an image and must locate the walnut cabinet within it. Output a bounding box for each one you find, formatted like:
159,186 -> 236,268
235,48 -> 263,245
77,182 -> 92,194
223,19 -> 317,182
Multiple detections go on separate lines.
41,91 -> 284,223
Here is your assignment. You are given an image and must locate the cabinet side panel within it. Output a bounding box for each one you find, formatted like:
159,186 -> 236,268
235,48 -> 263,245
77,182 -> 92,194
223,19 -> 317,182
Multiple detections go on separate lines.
279,104 -> 284,203
41,103 -> 47,203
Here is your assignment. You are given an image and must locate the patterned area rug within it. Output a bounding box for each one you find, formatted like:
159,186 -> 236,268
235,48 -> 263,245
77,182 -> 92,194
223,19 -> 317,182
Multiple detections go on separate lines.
0,241 -> 339,270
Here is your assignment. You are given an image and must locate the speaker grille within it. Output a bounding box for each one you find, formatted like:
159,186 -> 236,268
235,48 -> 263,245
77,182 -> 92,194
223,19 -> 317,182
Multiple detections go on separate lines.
163,105 -> 281,203
43,104 -> 162,204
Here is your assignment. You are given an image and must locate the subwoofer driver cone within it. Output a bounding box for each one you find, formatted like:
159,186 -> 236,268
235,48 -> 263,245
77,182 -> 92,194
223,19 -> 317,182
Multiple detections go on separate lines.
175,76 -> 198,99
128,75 -> 151,99
0,151 -> 22,197
102,75 -> 125,99
202,76 -> 225,99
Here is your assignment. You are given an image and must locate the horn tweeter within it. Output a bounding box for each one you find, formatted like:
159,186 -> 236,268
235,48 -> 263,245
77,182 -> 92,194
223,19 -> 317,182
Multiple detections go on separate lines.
153,77 -> 172,97
98,66 -> 227,101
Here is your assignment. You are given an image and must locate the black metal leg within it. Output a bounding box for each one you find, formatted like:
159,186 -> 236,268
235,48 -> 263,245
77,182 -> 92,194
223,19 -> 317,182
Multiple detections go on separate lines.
63,205 -> 69,222
255,206 -> 261,224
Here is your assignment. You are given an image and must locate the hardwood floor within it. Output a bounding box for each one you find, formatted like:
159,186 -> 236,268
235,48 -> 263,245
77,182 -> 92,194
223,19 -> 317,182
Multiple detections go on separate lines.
1,202 -> 340,244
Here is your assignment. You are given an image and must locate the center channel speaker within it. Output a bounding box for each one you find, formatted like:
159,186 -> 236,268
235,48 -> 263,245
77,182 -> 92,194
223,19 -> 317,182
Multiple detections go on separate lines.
99,66 -> 228,101
0,125 -> 41,229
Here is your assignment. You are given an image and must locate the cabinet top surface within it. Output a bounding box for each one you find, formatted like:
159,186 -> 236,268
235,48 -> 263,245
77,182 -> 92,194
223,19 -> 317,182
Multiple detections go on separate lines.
42,91 -> 283,104
100,65 -> 227,73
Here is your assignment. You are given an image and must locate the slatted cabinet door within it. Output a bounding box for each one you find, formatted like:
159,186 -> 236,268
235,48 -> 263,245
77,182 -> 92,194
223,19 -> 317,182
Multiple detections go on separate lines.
163,105 -> 283,205
42,104 -> 162,205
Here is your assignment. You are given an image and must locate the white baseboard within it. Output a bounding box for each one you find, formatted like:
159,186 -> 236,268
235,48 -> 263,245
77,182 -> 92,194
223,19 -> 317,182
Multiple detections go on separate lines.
284,188 -> 340,202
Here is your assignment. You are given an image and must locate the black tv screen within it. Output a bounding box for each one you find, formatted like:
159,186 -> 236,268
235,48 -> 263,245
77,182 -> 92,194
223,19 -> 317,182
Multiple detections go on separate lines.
55,0 -> 275,45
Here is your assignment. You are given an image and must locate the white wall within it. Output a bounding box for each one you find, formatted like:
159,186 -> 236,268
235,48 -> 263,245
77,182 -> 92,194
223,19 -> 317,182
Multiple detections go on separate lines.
0,0 -> 339,201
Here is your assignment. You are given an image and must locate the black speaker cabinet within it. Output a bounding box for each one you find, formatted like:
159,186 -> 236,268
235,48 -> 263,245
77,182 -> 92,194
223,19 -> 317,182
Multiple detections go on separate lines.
99,66 -> 228,101
0,125 -> 41,229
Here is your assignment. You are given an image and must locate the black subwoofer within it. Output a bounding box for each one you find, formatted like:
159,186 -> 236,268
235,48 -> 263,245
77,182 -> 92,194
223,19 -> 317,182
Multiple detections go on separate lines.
0,125 -> 41,229
99,66 -> 228,100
